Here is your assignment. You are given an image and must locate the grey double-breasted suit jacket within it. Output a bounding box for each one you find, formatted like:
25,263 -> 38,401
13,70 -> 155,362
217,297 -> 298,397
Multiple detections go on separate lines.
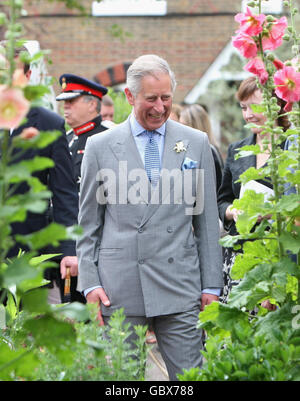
77,117 -> 223,317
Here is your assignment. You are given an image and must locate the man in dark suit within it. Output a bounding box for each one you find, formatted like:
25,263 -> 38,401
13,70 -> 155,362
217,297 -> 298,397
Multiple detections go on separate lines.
6,46 -> 81,303
56,74 -> 108,192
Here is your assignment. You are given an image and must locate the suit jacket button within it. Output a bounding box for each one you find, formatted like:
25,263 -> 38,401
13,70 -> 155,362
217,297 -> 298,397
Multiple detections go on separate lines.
168,257 -> 174,263
167,226 -> 173,233
139,259 -> 145,265
138,227 -> 143,233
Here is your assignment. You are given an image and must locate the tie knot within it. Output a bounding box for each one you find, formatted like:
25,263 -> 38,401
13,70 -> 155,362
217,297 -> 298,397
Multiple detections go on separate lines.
146,130 -> 154,137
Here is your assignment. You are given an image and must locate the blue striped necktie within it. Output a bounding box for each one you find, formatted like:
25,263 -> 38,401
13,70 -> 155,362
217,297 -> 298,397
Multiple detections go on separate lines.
144,130 -> 160,185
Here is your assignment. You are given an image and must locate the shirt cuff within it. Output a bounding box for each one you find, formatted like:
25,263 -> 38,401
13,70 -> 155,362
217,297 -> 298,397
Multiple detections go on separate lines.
202,288 -> 221,296
84,285 -> 102,298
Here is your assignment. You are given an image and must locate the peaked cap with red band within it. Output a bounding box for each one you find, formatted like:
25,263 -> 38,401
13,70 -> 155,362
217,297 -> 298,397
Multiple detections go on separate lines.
56,73 -> 108,101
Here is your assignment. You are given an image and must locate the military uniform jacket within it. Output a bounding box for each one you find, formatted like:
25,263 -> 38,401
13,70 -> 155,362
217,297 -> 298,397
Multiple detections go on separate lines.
69,115 -> 108,191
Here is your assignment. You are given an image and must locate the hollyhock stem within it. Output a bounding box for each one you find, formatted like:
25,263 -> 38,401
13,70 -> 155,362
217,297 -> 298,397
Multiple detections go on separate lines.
0,129 -> 10,262
6,0 -> 18,87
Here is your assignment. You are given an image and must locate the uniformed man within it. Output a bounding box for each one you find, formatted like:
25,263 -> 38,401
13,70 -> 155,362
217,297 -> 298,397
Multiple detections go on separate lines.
56,74 -> 108,191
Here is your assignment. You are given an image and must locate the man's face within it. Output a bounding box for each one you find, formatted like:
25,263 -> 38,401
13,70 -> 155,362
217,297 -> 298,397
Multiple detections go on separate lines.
100,104 -> 114,121
125,72 -> 173,131
63,96 -> 93,128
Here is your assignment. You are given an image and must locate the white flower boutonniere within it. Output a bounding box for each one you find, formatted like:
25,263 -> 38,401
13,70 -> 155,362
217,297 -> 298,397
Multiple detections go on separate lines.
174,141 -> 186,153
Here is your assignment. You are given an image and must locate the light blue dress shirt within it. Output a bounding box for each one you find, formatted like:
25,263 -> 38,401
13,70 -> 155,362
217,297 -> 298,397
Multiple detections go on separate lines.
84,113 -> 220,298
130,113 -> 165,166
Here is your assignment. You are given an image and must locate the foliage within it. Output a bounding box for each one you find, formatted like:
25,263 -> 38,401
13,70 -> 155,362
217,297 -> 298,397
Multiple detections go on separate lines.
107,87 -> 132,124
2,306 -> 146,381
0,0 -> 146,381
180,0 -> 300,382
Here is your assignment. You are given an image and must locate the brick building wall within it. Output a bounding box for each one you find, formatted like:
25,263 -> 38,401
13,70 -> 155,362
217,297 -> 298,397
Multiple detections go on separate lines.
1,1 -> 296,103
17,0 -> 243,102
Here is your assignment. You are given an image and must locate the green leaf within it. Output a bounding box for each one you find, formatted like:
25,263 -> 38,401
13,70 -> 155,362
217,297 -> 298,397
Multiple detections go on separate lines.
237,167 -> 267,185
251,103 -> 267,114
255,301 -> 296,340
275,194 -> 300,213
15,223 -> 68,251
233,190 -> 270,234
234,144 -> 261,160
24,314 -> 76,365
198,300 -> 220,324
231,240 -> 278,280
0,343 -> 39,381
5,157 -> 54,184
279,231 -> 300,254
30,254 -> 62,265
12,130 -> 61,150
51,302 -> 90,322
24,84 -> 50,101
22,288 -> 50,314
5,291 -> 17,321
3,253 -> 39,288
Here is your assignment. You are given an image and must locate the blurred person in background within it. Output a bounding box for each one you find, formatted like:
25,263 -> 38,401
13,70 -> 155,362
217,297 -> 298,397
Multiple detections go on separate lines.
180,103 -> 224,193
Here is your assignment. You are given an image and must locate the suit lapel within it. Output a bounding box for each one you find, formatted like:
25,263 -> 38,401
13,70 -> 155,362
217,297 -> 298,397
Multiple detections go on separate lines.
109,120 -> 150,204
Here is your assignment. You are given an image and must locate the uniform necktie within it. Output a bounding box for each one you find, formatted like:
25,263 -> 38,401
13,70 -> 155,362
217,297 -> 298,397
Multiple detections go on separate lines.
144,130 -> 160,185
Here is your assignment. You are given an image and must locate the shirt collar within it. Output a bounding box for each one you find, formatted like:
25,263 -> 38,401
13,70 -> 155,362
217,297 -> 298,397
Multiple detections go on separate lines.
130,113 -> 166,137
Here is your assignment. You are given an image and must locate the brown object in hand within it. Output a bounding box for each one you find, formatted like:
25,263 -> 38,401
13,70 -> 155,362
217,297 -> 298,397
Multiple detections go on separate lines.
63,267 -> 71,303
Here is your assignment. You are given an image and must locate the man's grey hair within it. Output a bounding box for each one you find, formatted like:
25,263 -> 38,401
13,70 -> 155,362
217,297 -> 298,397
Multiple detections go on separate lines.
83,95 -> 101,113
126,54 -> 177,97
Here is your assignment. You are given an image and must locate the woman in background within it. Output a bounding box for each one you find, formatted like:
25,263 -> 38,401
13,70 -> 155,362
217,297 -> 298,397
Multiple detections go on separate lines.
217,76 -> 290,305
180,103 -> 224,193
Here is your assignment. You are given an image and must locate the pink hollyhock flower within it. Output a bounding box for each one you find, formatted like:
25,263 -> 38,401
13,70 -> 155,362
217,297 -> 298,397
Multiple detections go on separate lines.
290,56 -> 300,72
244,57 -> 269,85
235,7 -> 266,36
262,16 -> 288,51
274,65 -> 300,103
283,102 -> 293,112
232,32 -> 258,58
20,127 -> 39,140
0,86 -> 30,129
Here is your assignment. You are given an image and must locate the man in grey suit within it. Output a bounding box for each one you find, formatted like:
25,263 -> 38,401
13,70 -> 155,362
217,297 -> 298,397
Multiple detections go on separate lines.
77,54 -> 223,380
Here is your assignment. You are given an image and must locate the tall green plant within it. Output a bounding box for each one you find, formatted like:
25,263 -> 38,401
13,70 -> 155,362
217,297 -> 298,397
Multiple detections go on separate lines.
180,0 -> 300,381
0,1 -> 147,381
0,0 -> 87,379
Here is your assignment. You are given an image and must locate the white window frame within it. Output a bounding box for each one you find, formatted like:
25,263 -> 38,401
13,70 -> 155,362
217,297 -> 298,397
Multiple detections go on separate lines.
241,0 -> 283,14
92,0 -> 167,17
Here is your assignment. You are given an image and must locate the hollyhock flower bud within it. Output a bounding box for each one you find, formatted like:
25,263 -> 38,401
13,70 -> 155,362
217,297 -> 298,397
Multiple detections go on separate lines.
244,57 -> 269,85
273,58 -> 285,70
232,32 -> 258,58
235,7 -> 266,36
0,86 -> 30,129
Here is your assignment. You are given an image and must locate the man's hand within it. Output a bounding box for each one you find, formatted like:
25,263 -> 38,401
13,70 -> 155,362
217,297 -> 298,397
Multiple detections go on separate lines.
86,287 -> 110,326
200,293 -> 219,311
60,256 -> 78,279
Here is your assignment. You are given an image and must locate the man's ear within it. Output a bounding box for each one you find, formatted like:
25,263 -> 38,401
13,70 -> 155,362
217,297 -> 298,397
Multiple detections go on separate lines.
124,87 -> 135,106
